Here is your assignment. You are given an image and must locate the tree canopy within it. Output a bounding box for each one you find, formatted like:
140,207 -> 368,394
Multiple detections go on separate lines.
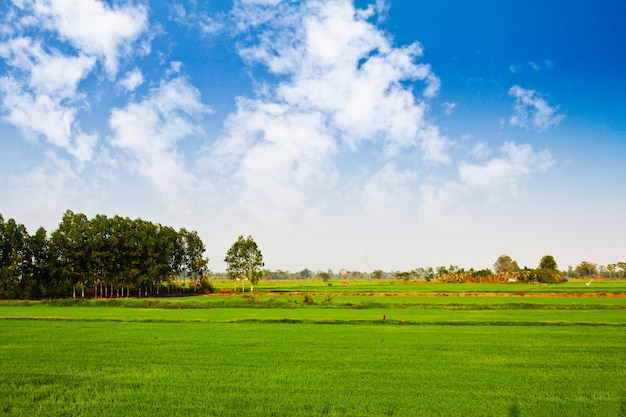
539,255 -> 558,271
224,235 -> 264,292
0,210 -> 208,299
493,254 -> 519,276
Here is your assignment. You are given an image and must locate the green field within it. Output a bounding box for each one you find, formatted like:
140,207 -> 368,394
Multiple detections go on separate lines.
1,281 -> 625,416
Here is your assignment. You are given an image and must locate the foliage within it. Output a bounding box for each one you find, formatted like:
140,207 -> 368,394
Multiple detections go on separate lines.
539,255 -> 558,271
371,269 -> 384,280
224,235 -> 264,292
575,261 -> 598,277
493,254 -> 520,275
532,268 -> 567,284
316,271 -> 331,282
0,211 -> 208,299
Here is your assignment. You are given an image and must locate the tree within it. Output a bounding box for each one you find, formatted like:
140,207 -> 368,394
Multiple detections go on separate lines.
317,271 -> 331,282
371,269 -> 384,280
494,254 -> 519,276
575,261 -> 597,278
224,235 -> 264,293
299,268 -> 313,279
28,227 -> 51,298
538,255 -> 558,271
395,271 -> 412,283
0,215 -> 31,299
606,264 -> 616,278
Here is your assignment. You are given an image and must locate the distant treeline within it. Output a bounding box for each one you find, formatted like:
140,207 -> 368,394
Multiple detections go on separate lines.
0,210 -> 209,300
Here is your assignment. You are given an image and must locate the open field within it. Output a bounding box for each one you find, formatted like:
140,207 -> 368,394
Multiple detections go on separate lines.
1,281 -> 625,416
212,279 -> 626,294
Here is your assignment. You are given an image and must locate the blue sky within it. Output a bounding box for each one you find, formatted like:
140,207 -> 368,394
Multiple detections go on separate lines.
1,0 -> 624,273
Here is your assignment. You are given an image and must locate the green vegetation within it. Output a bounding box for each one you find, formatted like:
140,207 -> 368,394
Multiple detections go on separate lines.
1,281 -> 625,416
1,320 -> 624,416
2,210 -> 626,415
224,235 -> 264,293
3,210 -> 626,301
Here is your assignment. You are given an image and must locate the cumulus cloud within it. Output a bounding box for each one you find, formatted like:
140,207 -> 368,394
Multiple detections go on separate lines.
509,85 -> 564,131
0,37 -> 97,163
119,68 -> 144,92
109,76 -> 211,207
0,0 -> 149,166
211,0 -> 449,220
458,142 -> 554,193
419,143 -> 554,222
16,0 -> 148,76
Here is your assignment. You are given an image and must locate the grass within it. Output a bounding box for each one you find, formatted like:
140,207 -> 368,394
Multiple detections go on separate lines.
0,321 -> 624,416
213,278 -> 626,294
1,280 -> 625,416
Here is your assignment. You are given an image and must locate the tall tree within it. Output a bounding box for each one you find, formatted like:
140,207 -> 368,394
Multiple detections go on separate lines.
175,228 -> 208,293
0,216 -> 31,298
575,261 -> 597,278
493,254 -> 519,276
50,210 -> 91,298
28,227 -> 51,298
538,255 -> 558,271
224,235 -> 264,292
606,264 -> 616,278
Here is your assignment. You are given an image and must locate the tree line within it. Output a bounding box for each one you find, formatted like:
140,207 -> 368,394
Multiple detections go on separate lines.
0,210 -> 209,299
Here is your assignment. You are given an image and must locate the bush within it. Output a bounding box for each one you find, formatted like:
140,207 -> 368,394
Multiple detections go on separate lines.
302,295 -> 316,305
198,276 -> 216,294
534,268 -> 567,284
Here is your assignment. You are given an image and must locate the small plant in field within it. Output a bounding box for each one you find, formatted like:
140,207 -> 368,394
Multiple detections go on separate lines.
321,296 -> 333,305
302,295 -> 316,305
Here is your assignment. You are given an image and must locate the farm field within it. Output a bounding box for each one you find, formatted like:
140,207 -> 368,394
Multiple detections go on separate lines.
1,281 -> 625,416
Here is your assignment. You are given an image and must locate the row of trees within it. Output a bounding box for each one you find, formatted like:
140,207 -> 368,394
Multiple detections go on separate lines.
223,253 -> 626,285
0,211 -> 208,299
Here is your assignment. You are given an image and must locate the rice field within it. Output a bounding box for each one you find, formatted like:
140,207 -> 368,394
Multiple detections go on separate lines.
1,280 -> 625,416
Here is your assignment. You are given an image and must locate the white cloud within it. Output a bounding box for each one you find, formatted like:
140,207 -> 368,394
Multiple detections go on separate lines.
0,74 -> 97,164
18,0 -> 148,76
442,101 -> 456,116
419,142 -> 554,223
119,68 -> 144,92
509,85 -> 564,131
0,36 -> 96,97
469,142 -> 491,159
0,36 -> 97,163
211,0 -> 450,221
108,76 -> 211,207
459,142 -> 554,194
0,0 -> 149,166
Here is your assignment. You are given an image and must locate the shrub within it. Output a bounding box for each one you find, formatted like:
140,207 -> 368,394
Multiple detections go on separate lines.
302,295 -> 316,305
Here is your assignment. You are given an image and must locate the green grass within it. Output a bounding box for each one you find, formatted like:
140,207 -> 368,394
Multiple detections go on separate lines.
0,320 -> 624,416
216,279 -> 626,294
1,281 -> 625,416
1,304 -> 625,326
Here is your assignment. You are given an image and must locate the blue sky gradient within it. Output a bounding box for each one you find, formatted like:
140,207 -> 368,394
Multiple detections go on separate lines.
0,0 -> 624,272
